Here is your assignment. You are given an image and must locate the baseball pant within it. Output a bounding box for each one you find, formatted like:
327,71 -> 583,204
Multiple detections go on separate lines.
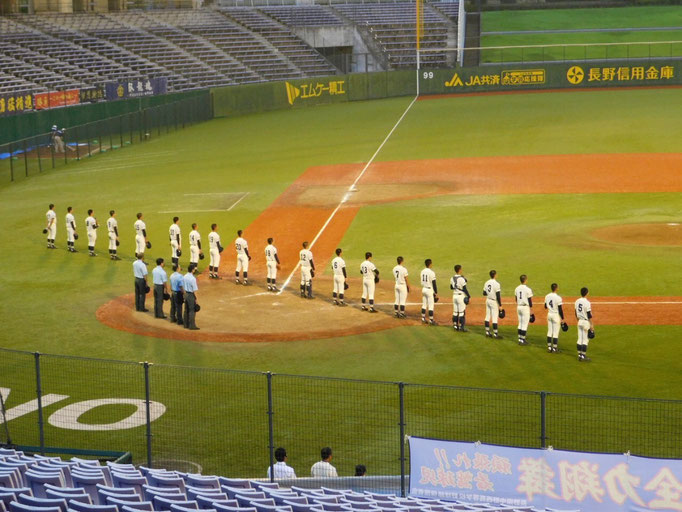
108,232 -> 117,251
485,299 -> 499,323
48,225 -> 56,242
66,227 -> 75,243
184,292 -> 197,329
395,284 -> 407,306
171,240 -> 179,259
87,231 -> 96,247
362,279 -> 375,301
54,135 -> 64,153
577,319 -> 591,345
210,248 -> 220,268
236,254 -> 249,273
517,305 -> 531,331
301,266 -> 312,286
153,284 -> 165,318
172,291 -> 184,325
190,245 -> 199,264
333,274 -> 345,295
135,234 -> 145,254
134,278 -> 146,312
422,288 -> 434,311
453,293 -> 466,316
547,312 -> 561,338
267,261 -> 277,280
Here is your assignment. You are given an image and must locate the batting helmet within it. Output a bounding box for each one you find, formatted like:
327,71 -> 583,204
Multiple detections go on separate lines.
146,241 -> 152,249
561,322 -> 569,332
588,328 -> 595,339
529,313 -> 535,324
498,308 -> 506,319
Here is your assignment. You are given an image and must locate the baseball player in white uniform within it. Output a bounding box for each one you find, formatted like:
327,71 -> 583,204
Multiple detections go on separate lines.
45,203 -> 57,249
234,230 -> 251,285
360,252 -> 379,313
331,248 -> 347,306
449,265 -> 471,332
575,287 -> 594,362
483,270 -> 503,338
107,210 -> 120,260
514,274 -> 534,345
392,256 -> 409,318
134,212 -> 148,259
85,209 -> 98,257
65,206 -> 77,253
265,238 -> 280,291
544,283 -> 566,353
420,259 -> 438,325
189,223 -> 203,265
208,223 -> 223,279
299,241 -> 315,299
169,217 -> 181,266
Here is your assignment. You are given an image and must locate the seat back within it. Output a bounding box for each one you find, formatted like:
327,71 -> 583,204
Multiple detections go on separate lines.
25,472 -> 64,498
119,503 -> 155,512
184,477 -> 219,492
44,491 -> 90,506
9,502 -> 61,512
146,475 -> 185,494
17,494 -> 68,512
67,501 -> 117,512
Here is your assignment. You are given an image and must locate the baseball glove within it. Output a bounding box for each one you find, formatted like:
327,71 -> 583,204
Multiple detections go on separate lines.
561,321 -> 569,332
374,276 -> 379,284
73,233 -> 79,240
146,241 -> 152,249
144,285 -> 150,294
194,303 -> 201,312
218,246 -> 224,253
344,282 -> 349,290
310,269 -> 315,278
529,313 -> 536,324
116,240 -> 120,246
498,308 -> 506,319
199,253 -> 205,260
588,328 -> 595,339
163,292 -> 170,301
42,228 -> 48,234
176,248 -> 182,257
434,295 -> 439,303
463,296 -> 470,305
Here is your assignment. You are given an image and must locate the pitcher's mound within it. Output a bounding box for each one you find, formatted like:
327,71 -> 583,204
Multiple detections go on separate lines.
592,222 -> 682,246
96,275 -> 415,342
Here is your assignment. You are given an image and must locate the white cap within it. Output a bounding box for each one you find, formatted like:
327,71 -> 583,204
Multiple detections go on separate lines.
52,125 -> 57,130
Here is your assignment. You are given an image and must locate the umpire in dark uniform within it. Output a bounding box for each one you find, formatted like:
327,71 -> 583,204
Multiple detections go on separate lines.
183,263 -> 200,330
152,257 -> 169,319
132,253 -> 149,312
169,264 -> 184,325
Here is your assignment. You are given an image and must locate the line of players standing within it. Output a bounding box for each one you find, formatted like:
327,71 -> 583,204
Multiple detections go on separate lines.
43,205 -> 595,361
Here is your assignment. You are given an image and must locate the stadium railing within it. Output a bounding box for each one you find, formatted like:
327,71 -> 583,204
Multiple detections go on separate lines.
1,348 -> 681,493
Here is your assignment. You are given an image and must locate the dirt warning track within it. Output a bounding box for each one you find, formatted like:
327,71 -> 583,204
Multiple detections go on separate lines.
97,152 -> 682,342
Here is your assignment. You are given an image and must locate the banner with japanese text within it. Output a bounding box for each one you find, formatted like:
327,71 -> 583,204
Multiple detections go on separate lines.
105,78 -> 168,101
34,89 -> 80,110
0,92 -> 34,116
409,437 -> 682,511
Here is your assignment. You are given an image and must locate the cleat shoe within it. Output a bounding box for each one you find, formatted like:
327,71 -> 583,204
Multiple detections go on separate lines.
394,312 -> 400,318
518,340 -> 528,346
429,320 -> 438,326
453,324 -> 458,331
236,279 -> 241,284
243,281 -> 250,286
307,295 -> 314,299
460,327 -> 469,332
485,332 -> 493,338
361,305 -> 367,311
301,292 -> 306,298
270,286 -> 277,292
338,301 -> 347,307
548,346 -> 553,353
90,252 -> 96,257
333,300 -> 339,305
421,317 -> 427,324
369,308 -> 377,313
399,312 -> 407,319
493,333 -> 503,339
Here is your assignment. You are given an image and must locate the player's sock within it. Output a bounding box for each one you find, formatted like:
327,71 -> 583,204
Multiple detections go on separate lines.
421,308 -> 426,322
547,336 -> 552,348
300,284 -> 305,296
485,321 -> 490,332
339,293 -> 344,301
577,343 -> 581,356
460,315 -> 466,330
452,314 -> 456,326
307,283 -> 312,297
493,323 -> 498,334
369,300 -> 374,310
333,292 -> 337,299
553,338 -> 558,350
244,272 -> 248,282
400,305 -> 405,313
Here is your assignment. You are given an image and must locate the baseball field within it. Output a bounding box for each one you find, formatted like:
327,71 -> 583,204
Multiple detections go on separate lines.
1,85 -> 682,475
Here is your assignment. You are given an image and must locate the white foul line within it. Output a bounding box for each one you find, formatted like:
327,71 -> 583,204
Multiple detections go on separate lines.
227,192 -> 249,211
278,95 -> 419,295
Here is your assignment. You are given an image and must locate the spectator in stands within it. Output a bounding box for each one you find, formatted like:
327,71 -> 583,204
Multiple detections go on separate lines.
311,447 -> 338,477
267,447 -> 296,479
355,464 -> 366,476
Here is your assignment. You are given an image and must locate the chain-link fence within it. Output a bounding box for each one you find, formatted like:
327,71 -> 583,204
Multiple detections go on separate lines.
0,94 -> 212,184
1,348 -> 680,492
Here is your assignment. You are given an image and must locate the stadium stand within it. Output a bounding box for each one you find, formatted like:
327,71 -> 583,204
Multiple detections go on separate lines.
0,448 -> 581,512
259,6 -> 343,27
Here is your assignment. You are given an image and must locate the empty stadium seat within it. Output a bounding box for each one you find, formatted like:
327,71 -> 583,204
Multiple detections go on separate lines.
25,472 -> 65,499
17,495 -> 67,512
184,477 -> 218,492
67,502 -> 117,512
119,504 -> 154,512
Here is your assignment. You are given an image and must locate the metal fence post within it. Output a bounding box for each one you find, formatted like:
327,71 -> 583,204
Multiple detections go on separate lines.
9,142 -> 14,181
399,382 -> 406,497
540,391 -> 547,448
34,352 -> 45,455
144,361 -> 153,467
267,372 -> 275,483
36,137 -> 42,173
22,139 -> 28,177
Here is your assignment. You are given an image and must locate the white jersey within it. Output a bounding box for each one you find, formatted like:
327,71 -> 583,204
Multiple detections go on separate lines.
265,244 -> 278,262
85,216 -> 97,233
420,268 -> 436,289
208,232 -> 220,250
107,217 -> 118,234
235,237 -> 248,255
299,249 -> 313,268
189,230 -> 200,247
575,297 -> 592,321
360,260 -> 377,281
484,279 -> 501,300
66,213 -> 75,229
451,274 -> 467,294
514,284 -> 533,306
169,224 -> 181,243
331,256 -> 346,276
393,265 -> 408,286
545,292 -> 562,315
46,210 -> 56,226
134,219 -> 146,236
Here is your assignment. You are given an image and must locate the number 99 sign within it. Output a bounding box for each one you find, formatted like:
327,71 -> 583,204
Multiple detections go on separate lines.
422,71 -> 434,79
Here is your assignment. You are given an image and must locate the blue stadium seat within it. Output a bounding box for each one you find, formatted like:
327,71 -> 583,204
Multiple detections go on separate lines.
169,504 -> 200,512
153,496 -> 193,511
67,501 -> 118,512
184,477 -> 218,492
0,473 -> 19,489
146,476 -> 184,495
119,503 -> 155,512
342,504 -> 375,511
10,502 -> 61,512
216,480 -> 249,490
71,474 -> 107,504
213,505 -> 253,512
311,498 -> 338,506
249,483 -> 278,492
186,491 -> 226,505
285,504 -> 323,512
112,474 -> 147,497
235,494 -> 265,508
274,497 -> 306,507
17,495 -> 67,512
43,492 -> 90,506
318,504 -> 351,512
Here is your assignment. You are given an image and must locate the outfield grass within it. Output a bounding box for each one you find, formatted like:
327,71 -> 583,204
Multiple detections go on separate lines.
1,88 -> 681,473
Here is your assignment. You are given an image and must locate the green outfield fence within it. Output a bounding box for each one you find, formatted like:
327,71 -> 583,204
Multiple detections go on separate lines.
1,349 -> 681,494
0,93 -> 212,183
